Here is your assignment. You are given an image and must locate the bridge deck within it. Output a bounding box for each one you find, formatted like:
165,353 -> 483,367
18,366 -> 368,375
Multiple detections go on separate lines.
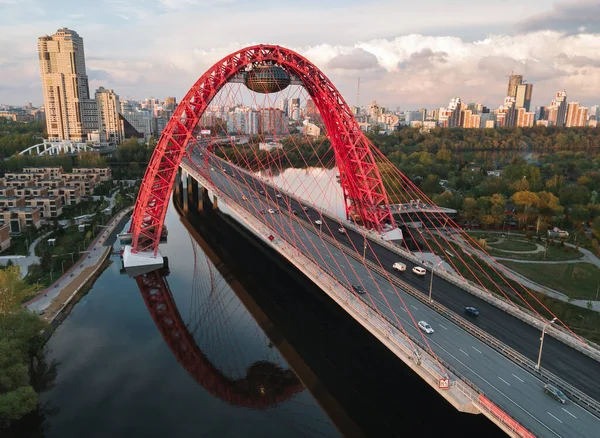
182,152 -> 600,438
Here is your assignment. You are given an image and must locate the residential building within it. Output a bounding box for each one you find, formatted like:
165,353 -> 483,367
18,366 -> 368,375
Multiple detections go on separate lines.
0,187 -> 16,197
0,197 -> 26,209
302,122 -> 321,137
259,108 -> 287,135
38,28 -> 97,141
507,74 -> 523,98
14,187 -> 49,198
95,87 -> 123,144
289,98 -> 300,120
516,108 -> 535,127
515,83 -> 533,111
565,102 -> 589,127
120,100 -> 153,139
4,179 -> 34,189
25,196 -> 63,218
0,208 -> 42,234
48,186 -> 82,206
64,178 -> 95,196
549,90 -> 568,127
0,224 -> 10,252
23,167 -> 63,178
72,167 -> 112,182
4,172 -> 46,181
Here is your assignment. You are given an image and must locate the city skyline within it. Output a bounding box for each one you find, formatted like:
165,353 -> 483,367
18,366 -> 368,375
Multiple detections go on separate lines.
1,1 -> 600,109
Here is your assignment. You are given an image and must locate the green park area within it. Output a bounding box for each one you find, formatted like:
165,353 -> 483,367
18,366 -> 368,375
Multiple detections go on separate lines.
501,261 -> 600,301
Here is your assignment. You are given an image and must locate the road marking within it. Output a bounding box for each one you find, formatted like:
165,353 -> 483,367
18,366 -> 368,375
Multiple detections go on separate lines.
547,412 -> 563,423
439,324 -> 448,330
512,374 -> 524,383
472,346 -> 482,353
410,305 -> 418,310
561,408 -> 577,419
498,377 -> 511,386
399,307 -> 407,312
459,348 -> 469,357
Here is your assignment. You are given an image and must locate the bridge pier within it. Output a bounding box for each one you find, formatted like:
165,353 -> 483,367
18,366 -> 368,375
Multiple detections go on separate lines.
122,245 -> 165,277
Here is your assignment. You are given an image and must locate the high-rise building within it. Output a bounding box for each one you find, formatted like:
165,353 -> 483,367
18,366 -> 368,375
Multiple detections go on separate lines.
507,74 -> 523,98
589,105 -> 599,120
38,28 -> 97,141
515,83 -> 533,111
163,97 -> 177,110
120,100 -> 152,139
496,97 -> 517,127
289,98 -> 300,120
446,97 -> 462,128
565,102 -> 588,127
277,98 -> 288,117
516,108 -> 535,127
550,90 -> 568,127
259,108 -> 287,135
95,87 -> 123,144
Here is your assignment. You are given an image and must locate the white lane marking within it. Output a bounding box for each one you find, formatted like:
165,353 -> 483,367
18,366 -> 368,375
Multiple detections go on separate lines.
512,374 -> 524,383
410,305 -> 418,310
459,348 -> 469,357
547,412 -> 563,424
498,377 -> 511,386
399,307 -> 407,312
561,408 -> 576,419
472,346 -> 482,353
439,324 -> 448,330
340,264 -> 345,268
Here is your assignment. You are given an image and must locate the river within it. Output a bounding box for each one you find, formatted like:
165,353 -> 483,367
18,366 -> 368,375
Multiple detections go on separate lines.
12,168 -> 502,437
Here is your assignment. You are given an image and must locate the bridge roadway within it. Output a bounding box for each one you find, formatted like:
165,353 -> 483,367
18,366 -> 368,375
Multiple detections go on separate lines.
185,153 -> 600,437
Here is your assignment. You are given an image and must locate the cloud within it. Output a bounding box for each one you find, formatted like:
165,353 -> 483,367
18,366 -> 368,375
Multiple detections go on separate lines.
517,0 -> 600,34
88,69 -> 113,81
327,48 -> 379,70
557,53 -> 600,68
398,48 -> 448,70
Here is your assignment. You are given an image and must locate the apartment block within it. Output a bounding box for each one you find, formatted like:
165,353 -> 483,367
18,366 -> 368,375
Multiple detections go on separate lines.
64,178 -> 95,196
0,197 -> 26,209
48,186 -> 82,206
0,187 -> 16,197
5,179 -> 34,189
4,172 -> 47,181
14,186 -> 50,198
72,167 -> 112,182
0,208 -> 42,233
37,178 -> 65,189
25,196 -> 63,218
0,223 -> 10,252
23,167 -> 63,178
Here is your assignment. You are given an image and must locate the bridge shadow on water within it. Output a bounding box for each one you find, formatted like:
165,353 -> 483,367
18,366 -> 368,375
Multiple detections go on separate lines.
170,189 -> 505,438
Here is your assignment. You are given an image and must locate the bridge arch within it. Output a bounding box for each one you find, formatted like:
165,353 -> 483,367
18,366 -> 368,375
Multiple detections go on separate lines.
130,44 -> 395,255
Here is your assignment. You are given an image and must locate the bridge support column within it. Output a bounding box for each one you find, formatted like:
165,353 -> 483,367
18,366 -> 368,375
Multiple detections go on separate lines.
182,169 -> 189,213
212,195 -> 218,210
197,185 -> 205,212
122,245 -> 164,277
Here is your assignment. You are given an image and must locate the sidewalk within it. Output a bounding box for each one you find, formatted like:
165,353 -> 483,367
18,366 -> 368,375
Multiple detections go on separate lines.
0,230 -> 53,277
25,206 -> 134,321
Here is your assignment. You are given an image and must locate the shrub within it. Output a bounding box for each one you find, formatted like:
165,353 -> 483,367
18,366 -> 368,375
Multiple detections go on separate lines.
525,231 -> 533,240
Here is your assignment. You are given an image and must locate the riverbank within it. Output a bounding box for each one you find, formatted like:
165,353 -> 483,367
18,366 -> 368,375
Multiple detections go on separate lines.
25,206 -> 133,323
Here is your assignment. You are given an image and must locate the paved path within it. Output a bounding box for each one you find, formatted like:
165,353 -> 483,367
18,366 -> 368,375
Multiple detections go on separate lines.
447,231 -> 600,312
25,206 -> 134,320
0,230 -> 53,277
486,238 -> 545,254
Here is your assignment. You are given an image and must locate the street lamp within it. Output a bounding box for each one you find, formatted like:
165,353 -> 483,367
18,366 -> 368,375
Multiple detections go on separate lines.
536,317 -> 557,370
429,260 -> 444,303
363,237 -> 368,259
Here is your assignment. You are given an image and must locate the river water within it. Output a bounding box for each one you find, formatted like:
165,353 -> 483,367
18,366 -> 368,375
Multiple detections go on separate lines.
13,168 -> 502,438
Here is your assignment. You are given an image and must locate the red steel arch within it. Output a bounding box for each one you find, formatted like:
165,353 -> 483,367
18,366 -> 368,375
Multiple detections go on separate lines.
129,44 -> 395,255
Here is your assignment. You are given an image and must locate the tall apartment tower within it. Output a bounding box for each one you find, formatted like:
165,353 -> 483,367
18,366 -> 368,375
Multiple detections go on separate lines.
95,87 -> 123,144
515,83 -> 533,111
38,28 -> 97,141
551,90 -> 568,127
507,74 -> 523,98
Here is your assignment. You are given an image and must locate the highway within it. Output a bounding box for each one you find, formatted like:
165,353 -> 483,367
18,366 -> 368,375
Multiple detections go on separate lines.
184,150 -> 600,437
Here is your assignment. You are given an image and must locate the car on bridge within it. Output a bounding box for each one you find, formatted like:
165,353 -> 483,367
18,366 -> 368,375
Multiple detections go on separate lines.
276,193 -> 282,199
315,220 -> 323,226
338,227 -> 346,234
393,262 -> 406,272
412,266 -> 426,276
544,384 -> 569,404
418,321 -> 434,334
464,306 -> 479,317
259,190 -> 265,195
302,206 -> 309,211
352,283 -> 366,294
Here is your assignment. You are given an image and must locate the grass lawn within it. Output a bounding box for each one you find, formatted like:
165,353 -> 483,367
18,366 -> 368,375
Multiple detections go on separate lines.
488,245 -> 584,262
500,261 -> 600,300
488,239 -> 538,252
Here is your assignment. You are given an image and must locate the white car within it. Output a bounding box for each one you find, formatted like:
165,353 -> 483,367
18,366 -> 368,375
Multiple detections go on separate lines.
418,321 -> 434,334
268,208 -> 275,214
338,227 -> 346,234
302,206 -> 309,211
412,266 -> 426,276
315,220 -> 323,225
276,194 -> 282,199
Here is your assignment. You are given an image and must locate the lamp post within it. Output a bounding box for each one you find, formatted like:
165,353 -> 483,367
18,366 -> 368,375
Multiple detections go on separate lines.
429,260 -> 444,303
536,317 -> 557,370
61,259 -> 66,275
363,237 -> 368,259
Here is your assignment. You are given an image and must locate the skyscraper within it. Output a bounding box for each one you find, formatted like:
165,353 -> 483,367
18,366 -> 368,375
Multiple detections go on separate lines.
38,28 -> 97,141
507,74 -> 523,98
515,83 -> 533,111
551,90 -> 568,127
95,87 -> 123,144
565,102 -> 589,127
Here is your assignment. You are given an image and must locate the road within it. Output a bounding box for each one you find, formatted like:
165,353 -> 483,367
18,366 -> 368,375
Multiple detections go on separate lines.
184,151 -> 600,437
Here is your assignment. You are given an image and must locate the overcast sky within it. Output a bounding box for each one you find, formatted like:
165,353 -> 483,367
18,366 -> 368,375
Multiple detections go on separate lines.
1,0 -> 600,110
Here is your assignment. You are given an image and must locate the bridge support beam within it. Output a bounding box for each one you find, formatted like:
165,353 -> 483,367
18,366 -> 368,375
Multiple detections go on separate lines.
122,245 -> 164,277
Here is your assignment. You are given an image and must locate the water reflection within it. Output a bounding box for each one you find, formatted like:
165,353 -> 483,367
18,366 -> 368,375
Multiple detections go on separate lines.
134,268 -> 303,409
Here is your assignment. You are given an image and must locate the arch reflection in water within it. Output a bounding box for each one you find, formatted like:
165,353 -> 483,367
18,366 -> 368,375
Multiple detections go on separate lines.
135,267 -> 304,409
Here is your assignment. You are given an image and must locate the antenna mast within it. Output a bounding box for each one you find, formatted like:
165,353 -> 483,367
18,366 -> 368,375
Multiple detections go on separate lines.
356,78 -> 360,108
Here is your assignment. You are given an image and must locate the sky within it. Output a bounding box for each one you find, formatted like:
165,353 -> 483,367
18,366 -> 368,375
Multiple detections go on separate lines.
1,0 -> 600,110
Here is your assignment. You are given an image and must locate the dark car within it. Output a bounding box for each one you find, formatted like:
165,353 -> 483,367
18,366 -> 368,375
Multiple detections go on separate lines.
544,384 -> 568,404
352,284 -> 366,294
465,306 -> 479,317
